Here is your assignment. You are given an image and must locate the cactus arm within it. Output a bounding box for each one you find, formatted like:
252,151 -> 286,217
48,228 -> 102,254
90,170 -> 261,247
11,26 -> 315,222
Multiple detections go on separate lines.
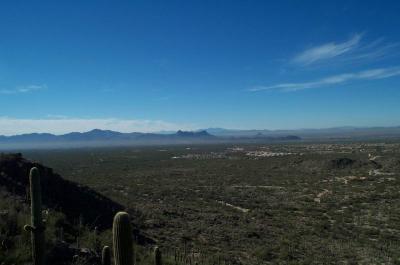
102,245 -> 111,265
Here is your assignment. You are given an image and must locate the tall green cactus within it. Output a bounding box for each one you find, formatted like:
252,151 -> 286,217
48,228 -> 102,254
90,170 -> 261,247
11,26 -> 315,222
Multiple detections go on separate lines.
102,245 -> 111,265
154,246 -> 162,265
113,211 -> 133,265
24,167 -> 45,265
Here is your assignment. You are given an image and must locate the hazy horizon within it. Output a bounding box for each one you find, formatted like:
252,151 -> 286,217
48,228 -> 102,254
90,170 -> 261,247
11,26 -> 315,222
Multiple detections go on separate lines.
0,123 -> 399,137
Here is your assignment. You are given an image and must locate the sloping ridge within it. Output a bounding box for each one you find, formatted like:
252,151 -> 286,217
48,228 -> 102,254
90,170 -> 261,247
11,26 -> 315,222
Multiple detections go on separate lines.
0,153 -> 123,230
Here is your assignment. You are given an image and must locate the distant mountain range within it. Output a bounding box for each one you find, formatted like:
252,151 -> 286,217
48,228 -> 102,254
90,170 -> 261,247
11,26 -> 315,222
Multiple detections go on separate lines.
1,125 -> 399,150
0,129 -> 300,149
0,129 -> 214,142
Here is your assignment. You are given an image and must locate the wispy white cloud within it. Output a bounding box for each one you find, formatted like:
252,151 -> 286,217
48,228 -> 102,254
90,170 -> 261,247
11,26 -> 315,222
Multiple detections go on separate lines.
250,67 -> 400,92
0,84 -> 47,94
0,117 -> 196,136
45,114 -> 70,119
291,33 -> 399,66
292,34 -> 362,65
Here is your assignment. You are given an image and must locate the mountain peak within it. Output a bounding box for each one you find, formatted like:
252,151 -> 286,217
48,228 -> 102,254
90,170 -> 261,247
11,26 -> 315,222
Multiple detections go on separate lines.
86,129 -> 121,134
176,130 -> 212,137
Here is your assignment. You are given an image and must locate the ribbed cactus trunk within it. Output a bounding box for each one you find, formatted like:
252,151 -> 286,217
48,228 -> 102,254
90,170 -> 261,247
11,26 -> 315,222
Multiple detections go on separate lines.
113,211 -> 133,265
102,246 -> 111,265
154,246 -> 162,265
24,167 -> 45,265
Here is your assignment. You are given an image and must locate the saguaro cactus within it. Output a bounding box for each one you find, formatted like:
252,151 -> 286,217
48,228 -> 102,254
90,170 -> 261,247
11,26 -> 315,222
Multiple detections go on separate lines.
154,246 -> 162,265
113,211 -> 133,265
102,245 -> 111,265
24,167 -> 45,265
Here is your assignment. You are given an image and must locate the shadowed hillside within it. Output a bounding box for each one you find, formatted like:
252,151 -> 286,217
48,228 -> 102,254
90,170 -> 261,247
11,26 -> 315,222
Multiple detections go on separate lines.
0,153 -> 123,230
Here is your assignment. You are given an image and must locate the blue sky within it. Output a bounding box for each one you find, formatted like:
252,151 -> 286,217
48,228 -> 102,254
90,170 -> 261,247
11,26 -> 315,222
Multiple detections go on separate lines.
1,0 -> 400,135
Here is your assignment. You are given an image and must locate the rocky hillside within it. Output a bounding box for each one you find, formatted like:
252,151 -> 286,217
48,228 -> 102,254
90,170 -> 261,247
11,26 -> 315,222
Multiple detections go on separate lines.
0,153 -> 163,265
0,153 -> 123,230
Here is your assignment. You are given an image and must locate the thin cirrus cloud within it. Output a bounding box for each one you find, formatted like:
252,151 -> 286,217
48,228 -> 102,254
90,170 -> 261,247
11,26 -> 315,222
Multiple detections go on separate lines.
291,33 -> 399,66
0,84 -> 47,94
0,117 -> 196,136
250,67 -> 400,92
292,34 -> 362,65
